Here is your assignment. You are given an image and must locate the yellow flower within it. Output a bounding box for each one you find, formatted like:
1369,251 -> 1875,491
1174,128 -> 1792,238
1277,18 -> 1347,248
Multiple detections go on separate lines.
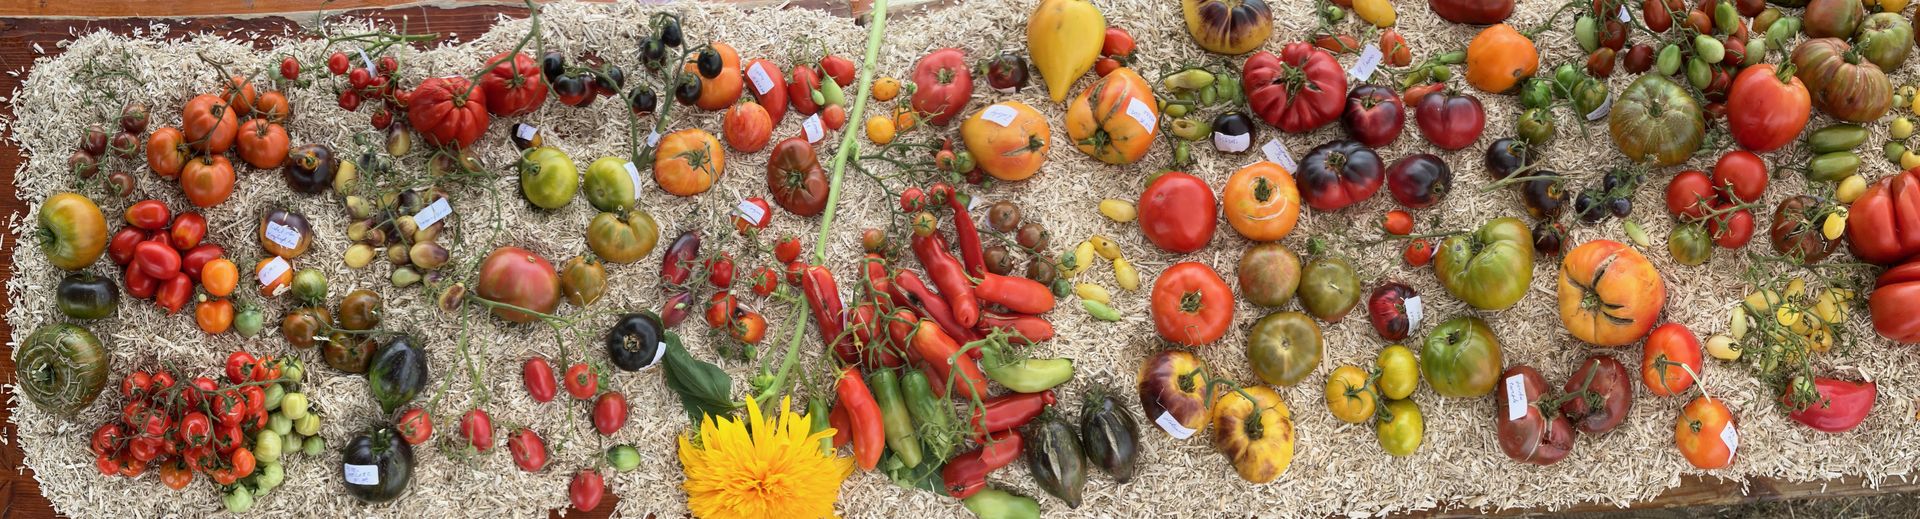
679,397 -> 853,519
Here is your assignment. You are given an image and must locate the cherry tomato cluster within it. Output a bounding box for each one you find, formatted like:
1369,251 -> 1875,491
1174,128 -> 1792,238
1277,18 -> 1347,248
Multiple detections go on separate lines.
107,199 -> 259,335
89,352 -> 320,512
1664,150 -> 1769,262
538,51 -> 628,109
325,50 -> 407,127
68,103 -> 149,197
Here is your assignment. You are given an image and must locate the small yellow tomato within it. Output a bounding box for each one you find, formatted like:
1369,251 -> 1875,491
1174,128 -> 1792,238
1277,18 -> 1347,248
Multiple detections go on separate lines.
1729,307 -> 1749,341
1353,0 -> 1396,28
872,77 -> 901,101
1901,149 -> 1920,170
1066,241 -> 1095,277
1893,117 -> 1914,140
1837,175 -> 1868,203
1074,283 -> 1112,305
1822,212 -> 1847,241
1113,257 -> 1140,291
1099,199 -> 1137,222
1375,345 -> 1419,400
865,116 -> 897,145
1706,334 -> 1741,360
1089,235 -> 1122,259
1324,365 -> 1377,424
1375,398 -> 1424,457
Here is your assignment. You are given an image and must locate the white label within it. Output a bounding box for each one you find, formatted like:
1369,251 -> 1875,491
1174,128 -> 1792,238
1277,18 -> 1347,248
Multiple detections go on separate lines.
1154,411 -> 1197,439
356,48 -> 375,71
264,222 -> 303,250
258,256 -> 290,287
1586,94 -> 1614,121
747,62 -> 776,96
1618,5 -> 1632,23
1720,421 -> 1739,465
1504,375 -> 1529,422
802,114 -> 824,143
1404,295 -> 1424,332
1213,131 -> 1250,153
623,162 -> 645,199
343,463 -> 380,485
648,341 -> 667,369
515,124 -> 538,141
647,131 -> 662,147
1124,98 -> 1158,134
736,200 -> 768,227
980,104 -> 1019,127
1261,139 -> 1298,172
413,197 -> 453,229
1350,45 -> 1384,81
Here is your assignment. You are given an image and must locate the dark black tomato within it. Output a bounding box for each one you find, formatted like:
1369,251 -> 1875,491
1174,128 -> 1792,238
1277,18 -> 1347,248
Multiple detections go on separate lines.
595,66 -> 625,96
1484,137 -> 1532,180
984,245 -> 1015,276
553,74 -> 587,104
606,312 -> 666,371
1210,111 -> 1256,153
575,73 -> 600,107
1519,171 -> 1566,220
1608,196 -> 1633,218
674,76 -> 702,105
627,87 -> 658,116
56,272 -> 118,320
695,48 -> 722,78
1533,221 -> 1568,256
1575,190 -> 1609,223
659,17 -> 684,47
340,426 -> 414,504
641,39 -> 667,71
540,51 -> 567,83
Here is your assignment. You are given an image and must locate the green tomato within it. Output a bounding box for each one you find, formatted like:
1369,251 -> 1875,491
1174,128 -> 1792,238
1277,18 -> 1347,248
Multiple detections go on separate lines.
291,268 -> 327,302
1237,243 -> 1301,308
233,306 -> 265,337
607,444 -> 642,472
256,462 -> 285,492
1421,316 -> 1504,398
1552,64 -> 1583,95
1571,78 -> 1608,118
302,435 -> 325,456
1296,257 -> 1361,322
281,392 -> 310,420
269,413 -> 293,436
1516,108 -> 1555,145
224,487 -> 254,513
1245,312 -> 1323,387
1434,217 -> 1535,310
263,383 -> 285,411
1694,35 -> 1725,64
1376,344 -> 1420,400
254,429 -> 283,463
280,357 -> 304,383
1574,15 -> 1600,53
1519,79 -> 1555,110
1375,399 -> 1424,457
1668,223 -> 1713,266
295,413 -> 321,436
1656,44 -> 1683,76
518,146 -> 579,210
963,488 -> 1041,519
583,156 -> 640,213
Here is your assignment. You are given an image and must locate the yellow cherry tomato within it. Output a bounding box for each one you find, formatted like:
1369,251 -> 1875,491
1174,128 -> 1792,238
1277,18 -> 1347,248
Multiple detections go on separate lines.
865,116 -> 896,145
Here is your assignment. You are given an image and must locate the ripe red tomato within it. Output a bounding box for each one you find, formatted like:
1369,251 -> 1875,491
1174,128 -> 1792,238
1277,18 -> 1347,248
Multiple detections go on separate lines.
1404,238 -> 1437,267
898,187 -> 928,212
280,57 -> 300,80
179,244 -> 223,280
774,235 -> 803,264
124,266 -> 158,299
1381,210 -> 1414,235
168,212 -> 207,250
507,427 -> 548,472
592,392 -> 628,436
522,357 -> 557,402
1871,260 -> 1920,343
570,470 -> 606,511
90,423 -> 125,456
1642,323 -> 1703,396
703,291 -> 738,328
120,370 -> 152,400
1675,396 -> 1738,469
749,267 -> 778,295
225,351 -> 257,383
460,408 -> 496,451
108,227 -> 146,265
396,408 -> 433,445
1709,205 -> 1756,249
408,76 -> 491,149
1725,63 -> 1810,153
1149,262 -> 1234,346
1710,151 -> 1768,204
1665,169 -> 1716,220
155,274 -> 192,314
1847,168 -> 1920,265
564,363 -> 598,400
177,411 -> 212,448
125,199 -> 171,230
1138,172 -> 1218,253
706,253 -> 735,287
476,52 -> 549,117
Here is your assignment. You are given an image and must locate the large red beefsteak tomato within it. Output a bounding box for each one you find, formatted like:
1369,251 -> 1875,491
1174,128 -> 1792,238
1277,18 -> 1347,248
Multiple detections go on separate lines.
1726,64 -> 1810,153
477,52 -> 548,117
1847,167 -> 1920,265
1242,42 -> 1346,133
1871,260 -> 1920,343
409,76 -> 491,149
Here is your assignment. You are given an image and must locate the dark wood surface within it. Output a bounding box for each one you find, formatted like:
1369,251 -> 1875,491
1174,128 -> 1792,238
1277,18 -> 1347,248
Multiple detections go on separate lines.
2,3 -> 1917,519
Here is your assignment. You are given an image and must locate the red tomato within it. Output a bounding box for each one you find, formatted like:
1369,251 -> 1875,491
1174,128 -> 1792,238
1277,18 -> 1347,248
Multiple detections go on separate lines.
592,392 -> 628,436
168,212 -> 207,250
134,241 -> 182,280
774,235 -> 803,263
90,422 -> 125,456
1102,27 -> 1137,59
1243,43 -> 1347,133
909,49 -> 974,126
155,274 -> 192,314
125,200 -> 171,230
1149,262 -> 1235,346
749,267 -> 778,296
108,227 -> 146,265
177,412 -> 212,448
1642,323 -> 1703,396
408,76 -> 491,149
477,52 -> 549,116
507,428 -> 548,472
703,291 -> 738,328
1847,167 -> 1920,265
120,370 -> 152,400
1710,151 -> 1768,204
225,351 -> 257,383
1665,169 -> 1716,220
124,265 -> 158,299
1381,210 -> 1414,235
1709,206 -> 1756,249
1871,261 -> 1920,343
570,470 -> 606,511
228,447 -> 256,478
396,408 -> 433,445
1725,63 -> 1811,153
898,187 -> 928,213
1404,238 -> 1436,267
706,253 -> 736,288
461,408 -> 496,451
179,244 -> 223,280
1137,172 -> 1218,253
1675,396 -> 1738,469
731,198 -> 773,234
522,357 -> 557,402
564,363 -> 598,400
95,454 -> 122,476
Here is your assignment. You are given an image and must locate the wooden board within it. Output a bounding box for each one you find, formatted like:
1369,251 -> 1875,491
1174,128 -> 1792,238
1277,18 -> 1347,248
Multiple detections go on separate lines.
0,2 -> 1914,519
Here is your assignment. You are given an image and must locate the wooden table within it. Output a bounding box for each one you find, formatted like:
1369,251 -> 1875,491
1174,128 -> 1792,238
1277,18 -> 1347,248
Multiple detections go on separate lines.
1,2 -> 1914,518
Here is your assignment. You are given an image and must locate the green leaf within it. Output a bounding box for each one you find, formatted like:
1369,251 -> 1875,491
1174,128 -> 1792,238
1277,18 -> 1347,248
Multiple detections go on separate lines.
661,332 -> 736,425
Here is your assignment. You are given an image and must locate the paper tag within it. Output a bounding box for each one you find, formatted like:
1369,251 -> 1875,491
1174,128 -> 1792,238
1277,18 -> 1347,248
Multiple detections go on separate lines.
264,222 -> 303,251
647,130 -> 662,147
1618,5 -> 1632,23
515,124 -> 538,141
648,341 -> 667,369
1213,131 -> 1250,153
802,114 -> 824,143
1504,374 -> 1529,422
1350,45 -> 1384,81
980,104 -> 1019,127
1124,98 -> 1158,134
1404,295 -> 1424,332
747,62 -> 776,96
736,199 -> 768,227
1585,94 -> 1614,121
413,197 -> 453,229
356,48 -> 375,71
1154,411 -> 1197,439
624,162 -> 645,199
1261,139 -> 1298,172
343,463 -> 380,485
258,256 -> 290,287
1721,422 -> 1739,464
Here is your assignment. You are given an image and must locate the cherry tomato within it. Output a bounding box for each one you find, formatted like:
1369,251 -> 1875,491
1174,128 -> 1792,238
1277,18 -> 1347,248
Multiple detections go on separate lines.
774,235 -> 803,264
1710,205 -> 1756,249
195,298 -> 234,334
1666,169 -> 1716,220
592,392 -> 628,435
155,274 -> 192,314
90,422 -> 125,456
899,187 -> 928,212
461,408 -> 496,451
508,428 -> 548,472
327,52 -> 350,74
108,227 -> 146,265
1710,151 -> 1768,204
134,241 -> 182,279
124,265 -> 158,299
749,267 -> 778,296
158,459 -> 193,489
703,291 -> 738,328
1404,238 -> 1437,267
280,56 -> 300,79
1381,210 -> 1414,235
570,470 -> 606,511
177,411 -> 212,448
95,454 -> 123,476
169,212 -> 207,250
396,408 -> 433,445
523,357 -> 558,403
706,253 -> 735,287
564,363 -> 598,400
226,352 -> 257,383
125,200 -> 171,230
120,370 -> 153,400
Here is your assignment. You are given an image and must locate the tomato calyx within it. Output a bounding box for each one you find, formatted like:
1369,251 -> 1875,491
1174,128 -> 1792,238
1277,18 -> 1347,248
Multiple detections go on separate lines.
1179,290 -> 1206,315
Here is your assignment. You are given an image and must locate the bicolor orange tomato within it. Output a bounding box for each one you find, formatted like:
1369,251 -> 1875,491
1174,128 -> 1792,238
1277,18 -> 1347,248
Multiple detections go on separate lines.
1557,240 -> 1666,346
1065,67 -> 1158,165
1221,162 -> 1300,241
653,129 -> 725,197
961,101 -> 1050,181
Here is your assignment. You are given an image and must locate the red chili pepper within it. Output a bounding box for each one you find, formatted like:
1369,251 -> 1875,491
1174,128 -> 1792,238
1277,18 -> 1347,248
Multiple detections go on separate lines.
934,183 -> 988,278
910,232 -> 980,328
970,389 -> 1054,439
846,302 -> 904,367
888,308 -> 918,359
1786,378 -> 1876,433
909,320 -> 988,402
978,312 -> 1055,344
941,430 -> 1023,499
829,403 -> 852,449
974,273 -> 1056,314
861,253 -> 911,309
835,367 -> 885,471
895,269 -> 981,347
800,265 -> 852,364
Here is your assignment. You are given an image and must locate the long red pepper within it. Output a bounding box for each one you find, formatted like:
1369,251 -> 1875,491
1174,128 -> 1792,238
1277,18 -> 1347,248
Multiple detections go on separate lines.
911,232 -> 980,327
895,269 -> 981,345
934,183 -> 988,278
941,430 -> 1024,499
835,367 -> 885,471
800,265 -> 853,364
909,319 -> 988,401
1787,378 -> 1877,433
974,272 -> 1056,314
846,303 -> 903,367
861,253 -> 911,309
978,312 -> 1055,344
829,403 -> 852,449
969,389 -> 1054,439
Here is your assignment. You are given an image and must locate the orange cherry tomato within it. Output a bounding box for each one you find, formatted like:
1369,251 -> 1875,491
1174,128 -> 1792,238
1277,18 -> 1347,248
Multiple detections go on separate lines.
201,258 -> 238,297
1641,323 -> 1703,397
196,298 -> 235,334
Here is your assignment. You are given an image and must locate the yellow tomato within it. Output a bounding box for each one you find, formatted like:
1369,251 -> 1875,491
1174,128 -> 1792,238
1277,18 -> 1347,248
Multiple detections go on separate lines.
1838,175 -> 1868,203
1027,0 -> 1106,102
865,116 -> 896,145
1323,366 -> 1376,424
1706,334 -> 1741,360
1353,0 -> 1395,27
1375,398 -> 1424,457
1210,386 -> 1295,483
872,77 -> 901,101
1375,345 -> 1419,400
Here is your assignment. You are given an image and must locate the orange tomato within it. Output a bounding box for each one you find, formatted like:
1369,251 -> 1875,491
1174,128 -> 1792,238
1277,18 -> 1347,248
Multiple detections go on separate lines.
653,128 -> 725,197
865,115 -> 897,145
202,257 -> 239,297
723,100 -> 772,153
1221,162 -> 1301,241
256,257 -> 292,297
158,459 -> 192,490
236,119 -> 290,169
1674,396 -> 1737,469
1465,24 -> 1539,94
254,90 -> 292,123
684,42 -> 743,111
146,127 -> 190,178
1065,67 -> 1159,165
893,105 -> 919,132
196,298 -> 234,334
221,75 -> 259,115
180,155 -> 236,208
1641,323 -> 1703,397
1557,240 -> 1666,346
872,77 -> 901,101
181,94 -> 237,154
960,101 -> 1051,181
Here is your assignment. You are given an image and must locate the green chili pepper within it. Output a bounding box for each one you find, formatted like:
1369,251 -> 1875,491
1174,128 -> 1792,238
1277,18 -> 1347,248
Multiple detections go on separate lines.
1081,300 -> 1121,321
978,340 -> 1075,393
901,369 -> 958,462
867,368 -> 922,468
809,396 -> 834,454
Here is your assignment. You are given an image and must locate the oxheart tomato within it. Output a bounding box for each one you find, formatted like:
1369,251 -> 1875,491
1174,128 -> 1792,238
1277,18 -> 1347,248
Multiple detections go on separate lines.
1150,262 -> 1234,346
1870,260 -> 1920,343
1494,365 -> 1574,466
1385,153 -> 1452,209
1725,64 -> 1810,152
476,247 -> 561,323
1786,377 -> 1876,433
1710,150 -> 1769,204
1138,172 -> 1217,253
743,59 -> 788,122
1221,162 -> 1300,241
1242,43 -> 1346,133
408,76 -> 491,149
1414,90 -> 1486,151
1065,67 -> 1159,164
1675,396 -> 1738,469
961,101 -> 1050,182
478,52 -> 548,116
1558,240 -> 1666,346
766,137 -> 828,216
1435,218 -> 1534,310
911,48 -> 974,126
1297,140 -> 1385,211
1341,84 -> 1404,147
1846,167 -> 1920,265
180,156 -> 236,208
1641,323 -> 1702,396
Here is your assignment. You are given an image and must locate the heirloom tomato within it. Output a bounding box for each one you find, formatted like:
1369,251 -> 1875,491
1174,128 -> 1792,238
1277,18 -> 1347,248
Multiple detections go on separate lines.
1180,0 -> 1273,55
911,48 -> 975,126
961,102 -> 1050,181
767,137 -> 829,216
478,51 -> 548,116
408,76 -> 491,149
1675,396 -> 1738,469
1465,24 -> 1538,93
1297,140 -> 1384,211
37,193 -> 108,271
1242,43 -> 1346,133
1790,38 -> 1893,123
1138,350 -> 1211,438
1385,153 -> 1453,208
1210,386 -> 1295,484
1237,243 -> 1301,307
1137,172 -> 1217,253
1641,323 -> 1703,396
1342,84 -> 1404,148
1435,217 -> 1534,310
1725,64 -> 1810,152
1297,256 -> 1361,322
181,94 -> 237,154
146,127 -> 190,178
1871,259 -> 1920,343
1245,312 -> 1321,387
1150,262 -> 1233,346
1065,67 -> 1159,164
1494,365 -> 1574,465
684,42 -> 743,111
654,129 -> 725,197
722,100 -> 773,153
1558,240 -> 1666,346
1609,74 -> 1705,166
1413,90 -> 1486,151
1422,316 -> 1503,398
1221,161 -> 1300,241
476,247 -> 561,323
1846,167 -> 1920,264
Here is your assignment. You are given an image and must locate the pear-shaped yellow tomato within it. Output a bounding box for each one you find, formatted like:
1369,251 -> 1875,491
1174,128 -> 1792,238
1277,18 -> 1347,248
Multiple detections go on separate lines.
1210,386 -> 1295,484
1065,67 -> 1159,165
961,102 -> 1051,181
1028,0 -> 1106,102
1324,365 -> 1376,424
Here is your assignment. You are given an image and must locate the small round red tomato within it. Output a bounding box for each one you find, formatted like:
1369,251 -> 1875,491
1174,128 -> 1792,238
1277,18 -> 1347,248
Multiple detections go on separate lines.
168,212 -> 206,250
108,227 -> 146,265
1710,151 -> 1768,204
706,253 -> 735,287
564,363 -> 598,400
1665,169 -> 1716,220
90,423 -> 125,456
120,370 -> 152,400
1404,238 -> 1437,267
703,291 -> 738,329
523,357 -> 557,402
461,408 -> 496,451
508,428 -> 548,472
124,200 -> 171,230
774,235 -> 803,264
1710,206 -> 1756,249
592,392 -> 628,435
225,352 -> 257,383
1138,172 -> 1218,253
1150,262 -> 1234,346
177,411 -> 212,448
396,408 -> 433,445
95,454 -> 122,476
1642,323 -> 1703,396
749,267 -> 778,295
570,470 -> 606,511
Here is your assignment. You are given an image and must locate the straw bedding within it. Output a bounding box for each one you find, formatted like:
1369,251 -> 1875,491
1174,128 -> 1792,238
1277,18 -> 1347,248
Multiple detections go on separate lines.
6,0 -> 1920,517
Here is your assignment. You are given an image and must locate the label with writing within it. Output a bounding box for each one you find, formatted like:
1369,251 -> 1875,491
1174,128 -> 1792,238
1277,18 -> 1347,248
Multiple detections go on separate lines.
515,124 -> 538,141
647,130 -> 662,147
737,200 -> 768,227
1261,139 -> 1298,172
1124,98 -> 1158,134
1404,295 -> 1424,332
1586,94 -> 1614,121
264,222 -> 303,251
803,114 -> 825,143
258,256 -> 290,287
343,463 -> 380,486
1504,374 -> 1529,422
624,162 -> 645,199
1721,422 -> 1739,464
413,198 -> 453,229
747,62 -> 776,96
1155,411 -> 1198,439
1213,131 -> 1250,153
1350,45 -> 1384,81
980,104 -> 1019,127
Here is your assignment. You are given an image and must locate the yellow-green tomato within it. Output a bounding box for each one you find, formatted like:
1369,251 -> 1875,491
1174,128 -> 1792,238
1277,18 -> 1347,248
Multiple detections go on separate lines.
1323,365 -> 1376,424
1375,345 -> 1419,400
280,392 -> 310,420
1375,398 -> 1424,457
519,146 -> 579,210
253,429 -> 283,463
583,156 -> 640,213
